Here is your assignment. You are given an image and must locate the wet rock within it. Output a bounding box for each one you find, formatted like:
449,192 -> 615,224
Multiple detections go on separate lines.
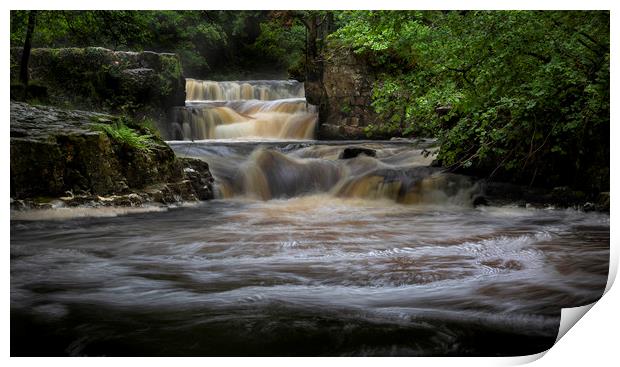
10,199 -> 26,211
583,202 -> 596,212
480,181 -> 549,207
180,158 -> 214,200
476,180 -> 606,210
61,195 -> 98,207
166,181 -> 197,202
339,147 -> 377,159
10,102 -> 214,208
119,68 -> 159,102
279,143 -> 312,153
305,46 -> 378,140
430,159 -> 442,168
318,123 -> 367,140
10,101 -> 174,198
10,82 -> 48,102
111,193 -> 145,207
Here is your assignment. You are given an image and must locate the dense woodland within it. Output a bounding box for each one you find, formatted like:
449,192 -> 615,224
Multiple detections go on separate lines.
10,10 -> 609,193
10,11 -> 305,79
334,11 -> 609,192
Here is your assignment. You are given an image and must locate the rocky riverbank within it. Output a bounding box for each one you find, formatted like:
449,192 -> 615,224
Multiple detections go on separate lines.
475,181 -> 610,212
10,101 -> 213,211
10,47 -> 185,137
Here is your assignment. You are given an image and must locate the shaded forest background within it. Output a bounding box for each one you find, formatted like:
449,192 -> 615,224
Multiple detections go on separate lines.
10,10 -> 306,79
10,10 -> 609,193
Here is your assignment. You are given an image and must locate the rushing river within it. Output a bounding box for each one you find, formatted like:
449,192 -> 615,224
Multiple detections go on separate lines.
11,140 -> 609,356
10,79 -> 609,356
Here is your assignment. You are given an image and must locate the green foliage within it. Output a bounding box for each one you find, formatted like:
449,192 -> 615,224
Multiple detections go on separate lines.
9,10 -> 609,191
10,10 -> 302,78
92,119 -> 156,152
334,10 -> 609,191
340,103 -> 352,114
140,11 -> 226,76
10,11 -> 151,50
251,20 -> 305,71
125,116 -> 163,140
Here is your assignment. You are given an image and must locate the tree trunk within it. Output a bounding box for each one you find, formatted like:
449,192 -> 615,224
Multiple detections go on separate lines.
19,10 -> 37,93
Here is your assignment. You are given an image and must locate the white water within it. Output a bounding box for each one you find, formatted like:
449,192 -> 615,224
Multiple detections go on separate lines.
167,80 -> 317,140
11,140 -> 610,356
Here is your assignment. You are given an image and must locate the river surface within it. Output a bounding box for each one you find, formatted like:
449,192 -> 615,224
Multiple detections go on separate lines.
10,140 -> 609,356
10,79 -> 610,356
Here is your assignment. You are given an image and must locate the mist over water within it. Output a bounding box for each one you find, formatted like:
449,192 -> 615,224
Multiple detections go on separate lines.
11,139 -> 609,356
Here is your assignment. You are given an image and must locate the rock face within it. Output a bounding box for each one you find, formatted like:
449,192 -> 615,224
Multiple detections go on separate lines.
305,45 -> 378,139
181,159 -> 214,200
10,102 -> 213,208
10,47 -> 185,134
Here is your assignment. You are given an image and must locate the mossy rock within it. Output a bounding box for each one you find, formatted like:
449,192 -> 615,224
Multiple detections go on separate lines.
10,47 -> 186,129
10,102 -> 190,200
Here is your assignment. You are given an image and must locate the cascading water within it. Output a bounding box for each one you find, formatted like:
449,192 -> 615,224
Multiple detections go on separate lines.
186,79 -> 306,101
10,138 -> 610,356
167,79 -> 317,140
10,83 -> 609,356
168,139 -> 478,204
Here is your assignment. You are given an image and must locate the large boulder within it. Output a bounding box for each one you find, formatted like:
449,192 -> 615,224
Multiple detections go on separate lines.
180,158 -> 215,200
10,102 -> 212,206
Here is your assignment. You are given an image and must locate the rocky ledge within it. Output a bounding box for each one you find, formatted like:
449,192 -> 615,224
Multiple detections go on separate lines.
10,47 -> 185,138
10,101 -> 213,211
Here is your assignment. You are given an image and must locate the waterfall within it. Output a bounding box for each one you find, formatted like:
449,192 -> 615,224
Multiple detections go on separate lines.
170,140 -> 480,204
168,79 -> 317,140
185,79 -> 306,101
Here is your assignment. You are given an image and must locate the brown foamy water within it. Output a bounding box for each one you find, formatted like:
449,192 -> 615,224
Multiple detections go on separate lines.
11,140 -> 609,356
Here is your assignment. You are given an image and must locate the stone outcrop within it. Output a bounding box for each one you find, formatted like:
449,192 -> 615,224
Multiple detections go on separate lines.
10,47 -> 185,134
305,44 -> 378,140
10,102 -> 213,209
338,147 -> 377,159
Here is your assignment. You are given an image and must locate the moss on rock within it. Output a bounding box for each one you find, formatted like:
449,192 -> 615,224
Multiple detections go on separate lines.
10,102 -> 212,205
10,47 -> 186,128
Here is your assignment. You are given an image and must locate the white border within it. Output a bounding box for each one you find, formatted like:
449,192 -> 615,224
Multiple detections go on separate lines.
1,0 -> 618,10
3,1 -> 617,366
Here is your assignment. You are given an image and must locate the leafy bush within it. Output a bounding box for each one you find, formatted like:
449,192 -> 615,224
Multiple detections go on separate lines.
334,10 -> 609,191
